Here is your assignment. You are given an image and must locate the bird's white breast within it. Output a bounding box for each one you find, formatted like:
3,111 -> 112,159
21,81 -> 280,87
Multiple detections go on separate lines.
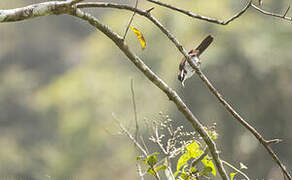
184,56 -> 200,79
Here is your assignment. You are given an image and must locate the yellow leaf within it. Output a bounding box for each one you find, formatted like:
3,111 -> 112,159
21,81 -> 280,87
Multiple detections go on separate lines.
130,26 -> 146,50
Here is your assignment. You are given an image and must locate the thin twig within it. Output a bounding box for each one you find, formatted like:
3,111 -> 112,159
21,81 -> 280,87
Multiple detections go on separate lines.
140,136 -> 150,155
113,113 -> 148,156
265,138 -> 283,145
113,114 -> 161,180
283,5 -> 290,18
130,79 -> 147,179
191,147 -> 209,167
137,163 -> 145,180
130,79 -> 149,154
223,0 -> 252,25
154,125 -> 168,155
146,0 -> 251,25
130,78 -> 139,139
222,160 -> 250,180
251,3 -> 292,21
194,68 -> 292,180
123,0 -> 139,40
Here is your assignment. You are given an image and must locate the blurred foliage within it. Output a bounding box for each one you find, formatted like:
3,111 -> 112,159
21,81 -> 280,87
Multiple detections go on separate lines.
0,0 -> 292,179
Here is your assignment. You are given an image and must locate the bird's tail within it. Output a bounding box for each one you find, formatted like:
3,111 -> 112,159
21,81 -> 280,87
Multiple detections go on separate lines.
194,35 -> 214,56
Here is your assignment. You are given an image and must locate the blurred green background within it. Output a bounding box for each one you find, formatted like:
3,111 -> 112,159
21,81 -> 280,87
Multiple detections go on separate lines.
0,0 -> 292,179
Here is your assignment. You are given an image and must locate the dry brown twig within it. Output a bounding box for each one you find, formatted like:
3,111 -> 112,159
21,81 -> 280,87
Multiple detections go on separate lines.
0,0 -> 291,179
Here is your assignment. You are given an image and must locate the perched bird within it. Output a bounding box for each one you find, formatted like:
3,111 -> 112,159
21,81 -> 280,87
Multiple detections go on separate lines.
178,35 -> 214,86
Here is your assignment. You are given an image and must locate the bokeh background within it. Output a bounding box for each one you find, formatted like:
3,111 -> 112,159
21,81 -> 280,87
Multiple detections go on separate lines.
0,0 -> 292,179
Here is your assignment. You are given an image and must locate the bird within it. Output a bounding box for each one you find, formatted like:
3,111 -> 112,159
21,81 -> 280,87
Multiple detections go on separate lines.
178,35 -> 214,87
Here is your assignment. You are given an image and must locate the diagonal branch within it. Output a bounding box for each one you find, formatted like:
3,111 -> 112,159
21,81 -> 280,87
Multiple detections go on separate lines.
145,0 -> 251,25
123,0 -> 139,40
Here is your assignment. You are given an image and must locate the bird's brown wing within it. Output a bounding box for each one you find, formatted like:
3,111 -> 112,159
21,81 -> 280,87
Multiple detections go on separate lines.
193,35 -> 214,57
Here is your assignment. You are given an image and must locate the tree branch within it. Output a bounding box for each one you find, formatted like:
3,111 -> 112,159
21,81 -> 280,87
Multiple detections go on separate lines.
251,3 -> 292,21
191,147 -> 209,167
0,1 -> 75,22
123,0 -> 139,40
145,0 -> 251,25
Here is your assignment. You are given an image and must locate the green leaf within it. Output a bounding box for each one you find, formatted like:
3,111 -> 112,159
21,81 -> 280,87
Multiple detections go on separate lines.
201,156 -> 216,176
155,165 -> 167,171
174,170 -> 180,177
186,141 -> 203,158
230,172 -> 238,180
240,162 -> 248,170
200,166 -> 212,176
152,152 -> 160,155
147,168 -> 156,176
189,167 -> 197,173
147,155 -> 157,166
180,172 -> 188,179
186,142 -> 199,152
177,153 -> 191,171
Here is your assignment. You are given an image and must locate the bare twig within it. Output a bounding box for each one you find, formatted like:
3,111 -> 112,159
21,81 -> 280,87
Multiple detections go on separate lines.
194,69 -> 291,180
113,113 -> 148,156
283,5 -> 290,18
130,78 -> 139,139
130,79 -> 149,154
123,0 -> 139,40
222,160 -> 250,180
146,0 -> 251,25
223,0 -> 252,25
154,125 -> 168,155
251,3 -> 292,21
137,163 -> 145,180
145,7 -> 155,13
191,147 -> 209,167
265,138 -> 283,145
114,114 -> 161,180
130,79 -> 147,179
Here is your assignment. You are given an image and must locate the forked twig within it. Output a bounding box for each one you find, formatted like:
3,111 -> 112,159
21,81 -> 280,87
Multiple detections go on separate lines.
251,3 -> 292,21
113,113 -> 148,156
